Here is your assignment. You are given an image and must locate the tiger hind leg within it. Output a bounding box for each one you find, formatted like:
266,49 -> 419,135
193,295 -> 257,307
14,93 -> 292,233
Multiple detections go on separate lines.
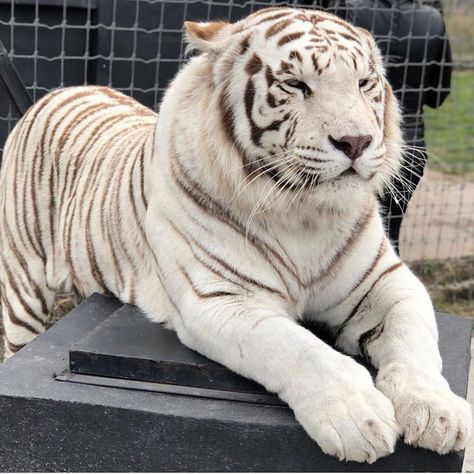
1,256 -> 55,360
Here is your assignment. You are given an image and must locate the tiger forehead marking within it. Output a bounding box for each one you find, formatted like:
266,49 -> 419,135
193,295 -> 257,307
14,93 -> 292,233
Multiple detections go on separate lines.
244,9 -> 375,96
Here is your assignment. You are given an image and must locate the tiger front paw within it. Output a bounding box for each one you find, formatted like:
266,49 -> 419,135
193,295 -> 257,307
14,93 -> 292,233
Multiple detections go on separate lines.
288,361 -> 399,463
377,362 -> 472,454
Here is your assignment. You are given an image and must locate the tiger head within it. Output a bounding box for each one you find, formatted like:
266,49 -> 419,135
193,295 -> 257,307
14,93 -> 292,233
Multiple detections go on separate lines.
184,7 -> 403,213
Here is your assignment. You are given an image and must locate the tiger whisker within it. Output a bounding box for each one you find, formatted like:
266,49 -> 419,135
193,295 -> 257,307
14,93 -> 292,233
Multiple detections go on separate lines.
255,163 -> 296,213
396,166 -> 424,182
234,153 -> 293,185
231,154 -> 294,202
382,176 -> 412,208
275,169 -> 303,214
383,165 -> 418,199
245,163 -> 298,235
269,166 -> 304,215
229,150 -> 292,173
285,168 -> 309,214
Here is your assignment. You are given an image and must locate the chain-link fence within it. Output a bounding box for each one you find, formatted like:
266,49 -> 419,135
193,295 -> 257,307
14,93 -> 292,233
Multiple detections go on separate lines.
0,0 -> 473,314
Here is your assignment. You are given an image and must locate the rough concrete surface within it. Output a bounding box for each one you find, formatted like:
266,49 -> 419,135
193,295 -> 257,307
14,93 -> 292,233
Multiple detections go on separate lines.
1,301 -> 473,471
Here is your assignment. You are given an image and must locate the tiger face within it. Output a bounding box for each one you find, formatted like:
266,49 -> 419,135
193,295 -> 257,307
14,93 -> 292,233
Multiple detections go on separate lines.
185,7 -> 402,211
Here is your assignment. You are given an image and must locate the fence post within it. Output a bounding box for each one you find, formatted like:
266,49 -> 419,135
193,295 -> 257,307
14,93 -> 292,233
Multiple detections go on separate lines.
0,41 -> 33,117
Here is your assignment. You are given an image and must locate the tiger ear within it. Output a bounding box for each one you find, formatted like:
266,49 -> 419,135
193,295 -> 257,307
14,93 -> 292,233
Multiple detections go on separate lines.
184,21 -> 230,53
383,80 -> 403,168
383,81 -> 402,143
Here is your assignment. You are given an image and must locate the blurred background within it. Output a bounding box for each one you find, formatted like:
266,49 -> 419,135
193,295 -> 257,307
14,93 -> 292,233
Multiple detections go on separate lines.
0,0 -> 472,323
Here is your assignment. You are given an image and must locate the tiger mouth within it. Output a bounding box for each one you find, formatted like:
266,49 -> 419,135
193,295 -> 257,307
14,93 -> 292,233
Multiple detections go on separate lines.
338,168 -> 358,178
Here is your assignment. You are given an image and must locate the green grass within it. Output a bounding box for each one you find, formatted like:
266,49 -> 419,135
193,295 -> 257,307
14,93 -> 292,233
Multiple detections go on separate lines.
410,256 -> 474,287
410,256 -> 474,323
431,299 -> 474,328
444,3 -> 474,63
424,70 -> 474,172
423,2 -> 474,173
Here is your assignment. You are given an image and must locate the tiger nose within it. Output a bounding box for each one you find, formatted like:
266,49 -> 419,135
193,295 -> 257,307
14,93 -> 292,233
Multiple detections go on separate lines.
329,134 -> 373,160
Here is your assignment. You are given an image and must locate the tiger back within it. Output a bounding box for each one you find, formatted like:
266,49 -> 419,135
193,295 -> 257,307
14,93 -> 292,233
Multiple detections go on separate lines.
0,86 -> 169,355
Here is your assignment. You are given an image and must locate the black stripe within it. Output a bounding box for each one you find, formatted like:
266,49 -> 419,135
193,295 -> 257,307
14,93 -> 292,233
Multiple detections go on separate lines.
336,261 -> 403,338
2,260 -> 46,326
255,11 -> 294,26
6,339 -> 25,354
278,31 -> 305,47
166,215 -> 249,292
358,321 -> 384,359
1,288 -> 41,336
180,266 -> 239,299
265,18 -> 294,38
170,140 -> 298,295
305,207 -> 374,289
244,77 -> 291,148
319,238 -> 387,313
167,218 -> 286,300
2,217 -> 49,315
84,194 -> 108,291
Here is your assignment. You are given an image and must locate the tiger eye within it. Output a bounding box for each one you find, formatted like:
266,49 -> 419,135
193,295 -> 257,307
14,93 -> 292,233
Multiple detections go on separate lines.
285,79 -> 311,96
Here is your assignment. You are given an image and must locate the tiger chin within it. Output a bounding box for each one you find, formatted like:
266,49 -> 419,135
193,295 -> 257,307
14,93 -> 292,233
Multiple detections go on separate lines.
0,7 -> 471,463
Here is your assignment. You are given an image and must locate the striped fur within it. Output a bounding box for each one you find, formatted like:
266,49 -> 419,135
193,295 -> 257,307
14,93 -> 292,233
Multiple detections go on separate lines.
0,7 -> 470,462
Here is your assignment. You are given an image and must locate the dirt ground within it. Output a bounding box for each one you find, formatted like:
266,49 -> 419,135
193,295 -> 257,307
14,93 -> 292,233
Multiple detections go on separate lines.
400,169 -> 474,262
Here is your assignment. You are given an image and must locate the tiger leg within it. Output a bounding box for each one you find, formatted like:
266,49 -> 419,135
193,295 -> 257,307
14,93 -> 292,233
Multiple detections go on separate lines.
172,294 -> 398,463
335,260 -> 472,454
1,256 -> 55,360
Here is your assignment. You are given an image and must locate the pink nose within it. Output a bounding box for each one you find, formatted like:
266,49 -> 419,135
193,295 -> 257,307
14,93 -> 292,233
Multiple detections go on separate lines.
329,134 -> 373,160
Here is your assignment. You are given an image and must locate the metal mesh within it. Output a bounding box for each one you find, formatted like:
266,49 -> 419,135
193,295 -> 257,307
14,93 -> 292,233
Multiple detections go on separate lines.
0,0 -> 472,267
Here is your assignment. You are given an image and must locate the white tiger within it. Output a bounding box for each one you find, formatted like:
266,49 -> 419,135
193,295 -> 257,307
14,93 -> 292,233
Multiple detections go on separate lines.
0,7 -> 471,463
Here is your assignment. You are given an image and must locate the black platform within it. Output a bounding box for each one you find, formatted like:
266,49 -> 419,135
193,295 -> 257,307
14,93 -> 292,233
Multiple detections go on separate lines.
0,294 -> 470,472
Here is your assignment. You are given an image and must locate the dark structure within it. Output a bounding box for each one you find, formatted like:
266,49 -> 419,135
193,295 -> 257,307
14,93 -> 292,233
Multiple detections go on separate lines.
0,294 -> 470,472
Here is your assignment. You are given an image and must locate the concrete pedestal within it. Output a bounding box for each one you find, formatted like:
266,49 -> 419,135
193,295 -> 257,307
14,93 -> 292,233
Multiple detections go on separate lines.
0,294 -> 470,472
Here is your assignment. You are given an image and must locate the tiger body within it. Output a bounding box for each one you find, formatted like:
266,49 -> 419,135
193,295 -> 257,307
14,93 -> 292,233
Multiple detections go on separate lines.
0,84 -> 392,350
1,7 -> 471,463
0,88 -> 168,336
